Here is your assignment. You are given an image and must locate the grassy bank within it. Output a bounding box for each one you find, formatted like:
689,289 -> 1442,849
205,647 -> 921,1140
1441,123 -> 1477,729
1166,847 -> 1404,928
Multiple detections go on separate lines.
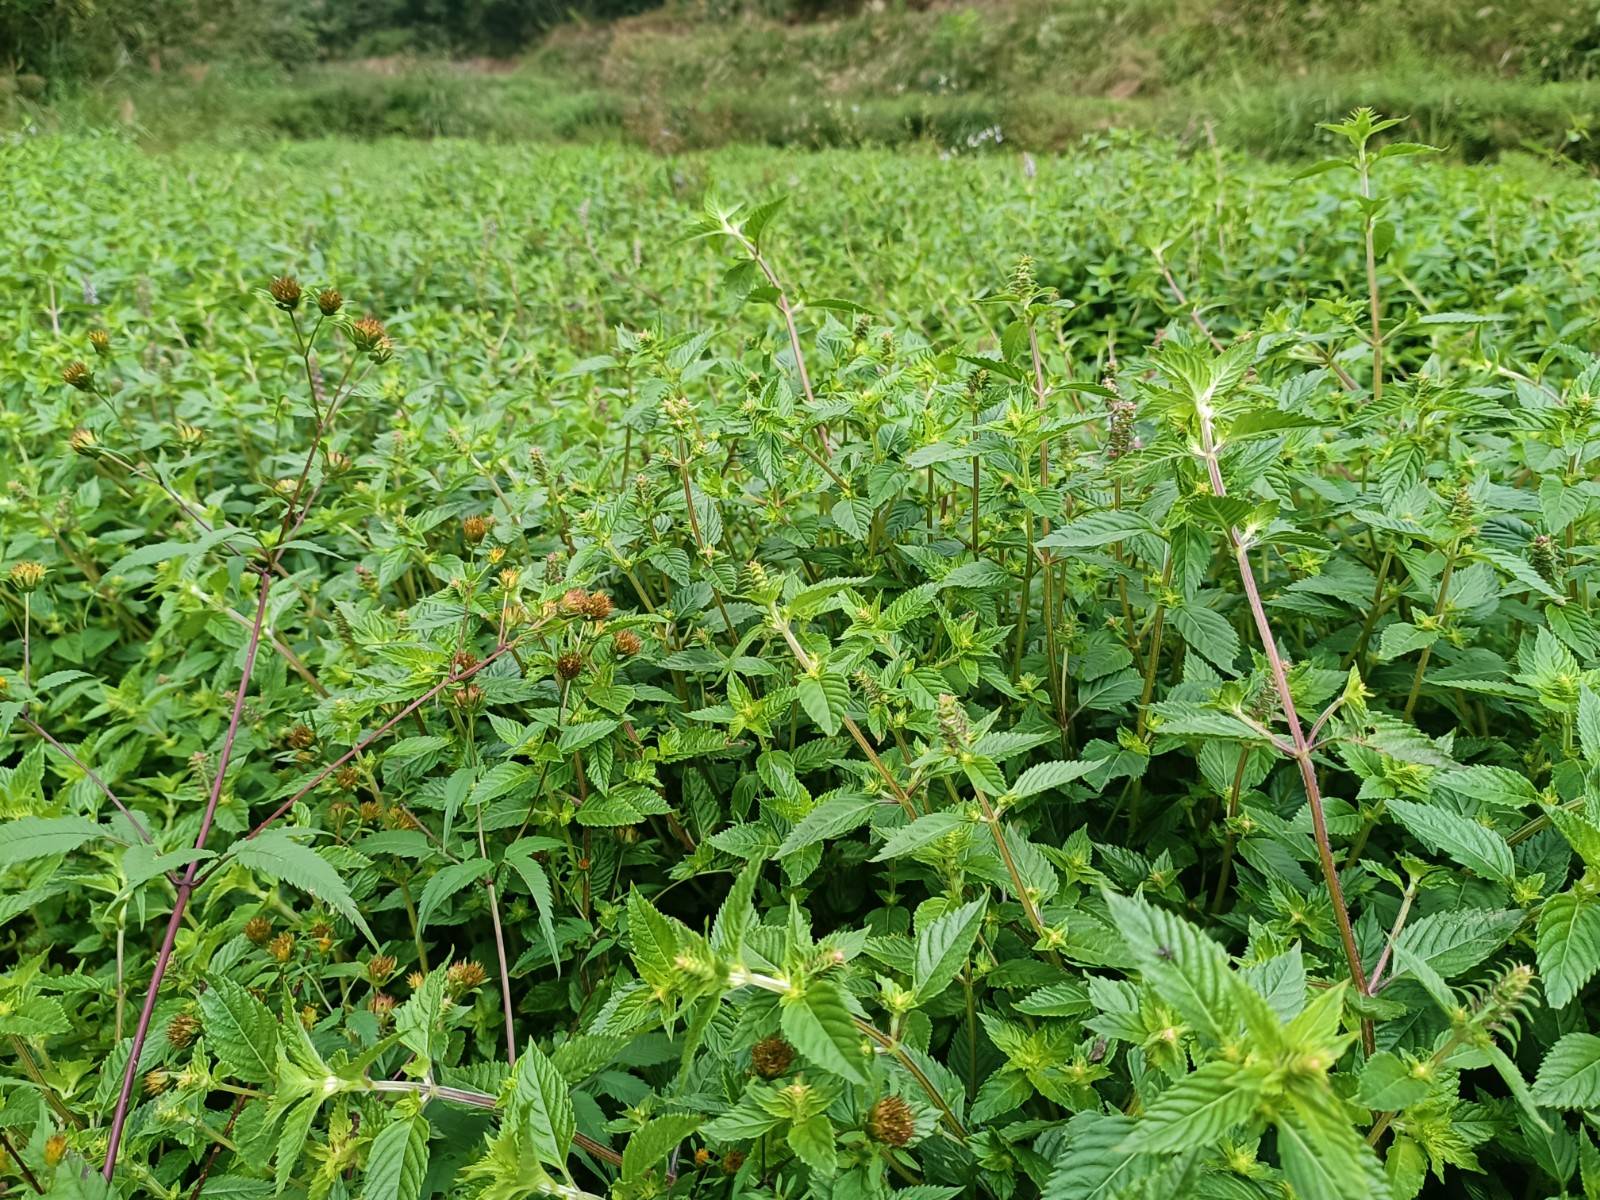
8,0 -> 1600,158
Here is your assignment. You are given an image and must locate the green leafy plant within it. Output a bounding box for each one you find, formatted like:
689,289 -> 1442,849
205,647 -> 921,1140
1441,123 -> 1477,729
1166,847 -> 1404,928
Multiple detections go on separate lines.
6,111 -> 1600,1200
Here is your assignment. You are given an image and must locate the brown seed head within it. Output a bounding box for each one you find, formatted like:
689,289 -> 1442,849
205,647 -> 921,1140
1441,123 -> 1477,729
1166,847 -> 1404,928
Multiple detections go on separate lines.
367,954 -> 398,984
560,587 -> 589,615
337,766 -> 362,792
269,276 -> 303,311
166,1012 -> 201,1049
267,932 -> 296,963
244,915 -> 273,945
143,1069 -> 170,1096
721,1150 -> 744,1176
462,515 -> 489,545
358,800 -> 383,823
369,992 -> 397,1019
556,651 -> 583,681
750,1035 -> 795,1079
867,1095 -> 915,1147
580,591 -> 613,621
453,650 -> 479,675
450,683 -> 484,711
317,288 -> 343,316
286,724 -> 315,750
613,629 -> 642,657
62,360 -> 93,391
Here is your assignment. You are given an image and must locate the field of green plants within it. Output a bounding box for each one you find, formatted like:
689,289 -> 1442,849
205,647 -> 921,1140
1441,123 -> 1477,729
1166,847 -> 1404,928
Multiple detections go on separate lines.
6,115 -> 1600,1200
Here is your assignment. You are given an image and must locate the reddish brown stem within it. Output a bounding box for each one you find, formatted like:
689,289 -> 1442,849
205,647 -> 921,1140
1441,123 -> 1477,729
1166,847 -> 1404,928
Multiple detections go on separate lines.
1193,391 -> 1373,1049
103,570 -> 273,1180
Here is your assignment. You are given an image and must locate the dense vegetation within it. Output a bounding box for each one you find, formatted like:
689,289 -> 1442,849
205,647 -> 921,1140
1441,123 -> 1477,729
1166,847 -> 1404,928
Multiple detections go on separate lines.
8,0 -> 1600,161
7,113 -> 1600,1199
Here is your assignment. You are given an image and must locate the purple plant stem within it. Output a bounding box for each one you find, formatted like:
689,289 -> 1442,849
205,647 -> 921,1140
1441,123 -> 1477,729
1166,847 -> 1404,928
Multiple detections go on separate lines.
234,642 -> 512,848
18,713 -> 156,847
1193,391 -> 1373,1048
102,570 -> 273,1181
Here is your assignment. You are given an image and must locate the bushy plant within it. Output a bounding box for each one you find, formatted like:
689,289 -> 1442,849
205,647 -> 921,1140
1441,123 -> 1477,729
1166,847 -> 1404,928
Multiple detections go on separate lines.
6,112 -> 1600,1200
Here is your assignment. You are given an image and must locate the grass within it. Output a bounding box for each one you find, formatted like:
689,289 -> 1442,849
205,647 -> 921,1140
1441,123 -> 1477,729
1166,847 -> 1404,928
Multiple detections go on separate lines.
9,0 -> 1600,160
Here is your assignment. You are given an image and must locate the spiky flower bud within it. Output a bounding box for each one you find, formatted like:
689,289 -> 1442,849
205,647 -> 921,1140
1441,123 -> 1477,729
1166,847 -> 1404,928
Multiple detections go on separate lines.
350,316 -> 386,352
286,724 -> 315,750
580,591 -> 613,621
866,1095 -> 915,1147
369,992 -> 397,1020
462,515 -> 489,546
1530,534 -> 1561,585
166,1012 -> 201,1049
560,588 -> 590,615
446,960 -> 488,994
937,693 -> 971,754
450,683 -> 484,711
245,915 -> 273,944
613,629 -> 642,657
143,1069 -> 170,1096
267,932 -> 296,963
8,562 -> 45,593
556,651 -> 583,681
269,276 -> 303,311
336,766 -> 361,791
366,954 -> 398,984
62,360 -> 93,391
317,288 -> 343,316
69,426 -> 98,455
1106,397 -> 1138,460
750,1035 -> 795,1079
88,329 -> 111,356
1010,255 -> 1036,301
529,447 -> 550,482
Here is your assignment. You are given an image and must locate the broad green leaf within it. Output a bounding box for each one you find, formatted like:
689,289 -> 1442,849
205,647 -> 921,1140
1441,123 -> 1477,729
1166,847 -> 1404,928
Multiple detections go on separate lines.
511,1043 -> 576,1170
913,896 -> 986,1002
0,816 -> 109,866
780,979 -> 867,1084
1122,1060 -> 1264,1153
362,1104 -> 430,1200
1385,799 -> 1513,883
1537,890 -> 1600,1008
1533,1033 -> 1600,1108
199,975 -> 278,1084
228,829 -> 374,944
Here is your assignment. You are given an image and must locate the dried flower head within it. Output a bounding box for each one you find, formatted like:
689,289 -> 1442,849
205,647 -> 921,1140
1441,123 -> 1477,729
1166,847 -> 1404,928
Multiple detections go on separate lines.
62,360 -> 93,391
369,992 -> 397,1020
450,683 -> 484,711
317,288 -> 343,316
367,954 -> 398,984
8,562 -> 45,593
350,316 -> 387,352
446,960 -> 488,993
286,724 -> 315,750
143,1069 -> 170,1096
462,515 -> 490,545
267,932 -> 296,963
337,766 -> 362,792
580,591 -> 613,621
613,629 -> 642,657
269,276 -> 303,311
166,1012 -> 201,1049
556,651 -> 583,681
866,1095 -> 915,1147
750,1035 -> 795,1079
244,915 -> 273,945
560,587 -> 589,615
721,1150 -> 745,1176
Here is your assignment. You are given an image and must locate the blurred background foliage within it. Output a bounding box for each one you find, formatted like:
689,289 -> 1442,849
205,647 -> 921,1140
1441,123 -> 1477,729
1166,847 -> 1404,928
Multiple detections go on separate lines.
4,1 -> 1600,164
